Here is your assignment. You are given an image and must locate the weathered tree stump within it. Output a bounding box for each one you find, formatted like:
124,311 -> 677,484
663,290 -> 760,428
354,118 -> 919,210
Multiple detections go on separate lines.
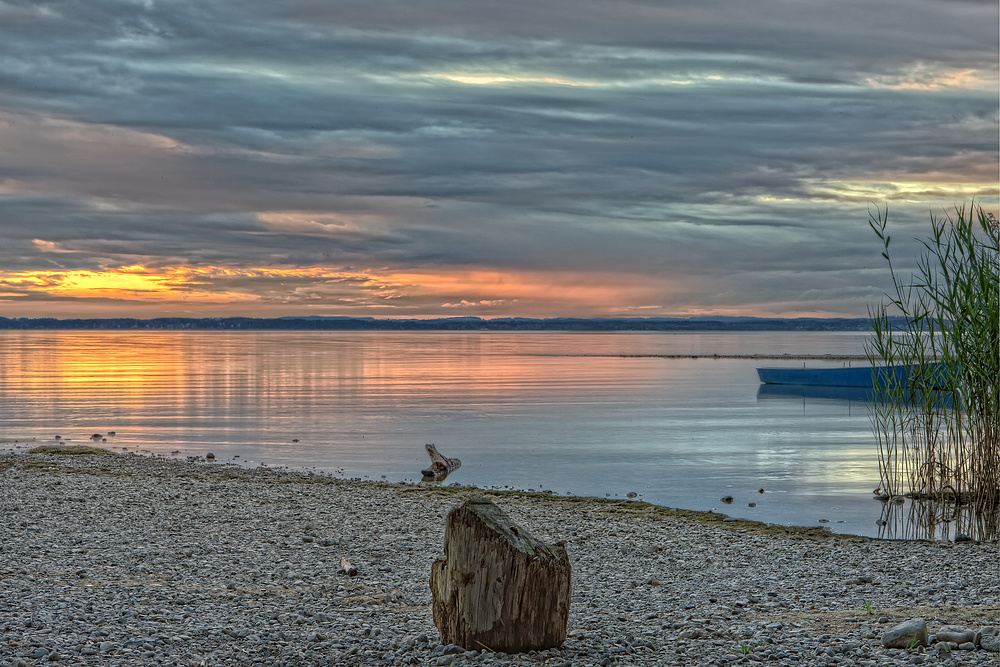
429,497 -> 571,653
421,444 -> 461,480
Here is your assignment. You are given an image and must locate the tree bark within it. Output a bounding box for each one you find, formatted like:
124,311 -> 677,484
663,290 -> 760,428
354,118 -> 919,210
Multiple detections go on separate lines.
429,497 -> 570,653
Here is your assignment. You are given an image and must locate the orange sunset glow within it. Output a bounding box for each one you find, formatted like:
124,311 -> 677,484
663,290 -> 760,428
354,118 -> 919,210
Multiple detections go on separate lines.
2,266 -> 248,302
0,264 -> 688,318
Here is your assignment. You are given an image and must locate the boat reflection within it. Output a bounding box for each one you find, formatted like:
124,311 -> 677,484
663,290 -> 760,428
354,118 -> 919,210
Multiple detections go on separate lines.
756,383 -> 878,403
756,382 -> 954,408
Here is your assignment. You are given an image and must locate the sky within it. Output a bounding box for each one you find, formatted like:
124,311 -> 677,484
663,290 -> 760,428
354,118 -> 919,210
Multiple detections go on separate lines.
1,0 -> 997,320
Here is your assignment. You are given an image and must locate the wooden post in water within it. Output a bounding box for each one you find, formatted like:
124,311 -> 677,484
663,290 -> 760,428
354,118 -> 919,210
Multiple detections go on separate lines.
429,497 -> 570,653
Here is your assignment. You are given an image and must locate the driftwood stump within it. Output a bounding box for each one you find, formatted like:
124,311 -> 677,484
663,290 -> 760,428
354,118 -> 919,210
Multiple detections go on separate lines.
429,497 -> 571,653
421,444 -> 461,480
338,557 -> 358,576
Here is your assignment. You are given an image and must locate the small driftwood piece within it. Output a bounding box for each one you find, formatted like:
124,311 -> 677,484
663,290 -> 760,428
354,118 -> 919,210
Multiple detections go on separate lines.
430,497 -> 570,653
339,557 -> 358,576
421,444 -> 461,480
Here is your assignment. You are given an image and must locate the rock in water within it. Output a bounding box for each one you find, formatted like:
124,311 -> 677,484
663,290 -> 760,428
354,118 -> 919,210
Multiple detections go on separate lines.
430,497 -> 570,653
882,618 -> 928,648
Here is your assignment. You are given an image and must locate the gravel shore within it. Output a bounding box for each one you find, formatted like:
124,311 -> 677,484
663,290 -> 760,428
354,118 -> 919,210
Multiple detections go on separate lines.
1,451 -> 997,667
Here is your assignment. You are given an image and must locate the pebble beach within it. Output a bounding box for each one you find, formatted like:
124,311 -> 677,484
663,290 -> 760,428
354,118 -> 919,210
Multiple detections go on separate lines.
1,449 -> 998,667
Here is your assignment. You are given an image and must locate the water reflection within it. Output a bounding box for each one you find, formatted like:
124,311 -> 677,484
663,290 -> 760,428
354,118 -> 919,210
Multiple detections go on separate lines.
1,330 -> 994,540
759,381 -> 995,541
757,383 -> 877,403
875,497 -> 999,542
756,382 -> 955,409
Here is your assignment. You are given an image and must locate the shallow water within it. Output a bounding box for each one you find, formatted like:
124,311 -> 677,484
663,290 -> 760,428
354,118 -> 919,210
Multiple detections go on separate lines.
0,330 -> 984,540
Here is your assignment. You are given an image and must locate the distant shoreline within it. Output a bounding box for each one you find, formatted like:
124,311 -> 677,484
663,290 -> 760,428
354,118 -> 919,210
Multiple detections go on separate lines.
564,353 -> 871,360
0,315 -> 889,332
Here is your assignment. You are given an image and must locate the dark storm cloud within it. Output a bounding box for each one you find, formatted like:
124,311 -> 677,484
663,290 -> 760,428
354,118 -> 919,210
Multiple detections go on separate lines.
0,0 -> 996,316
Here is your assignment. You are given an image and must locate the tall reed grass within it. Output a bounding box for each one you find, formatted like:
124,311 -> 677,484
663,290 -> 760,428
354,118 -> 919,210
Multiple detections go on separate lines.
866,202 -> 999,513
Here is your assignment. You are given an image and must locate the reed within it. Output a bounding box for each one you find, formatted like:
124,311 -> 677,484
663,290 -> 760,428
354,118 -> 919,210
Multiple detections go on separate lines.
866,202 -> 999,513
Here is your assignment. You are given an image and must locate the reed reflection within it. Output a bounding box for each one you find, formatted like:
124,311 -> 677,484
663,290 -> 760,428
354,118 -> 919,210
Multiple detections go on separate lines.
875,496 -> 998,542
758,381 -> 997,541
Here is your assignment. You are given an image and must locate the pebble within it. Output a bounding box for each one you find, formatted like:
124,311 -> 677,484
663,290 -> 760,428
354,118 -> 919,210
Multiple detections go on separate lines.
1,452 -> 998,667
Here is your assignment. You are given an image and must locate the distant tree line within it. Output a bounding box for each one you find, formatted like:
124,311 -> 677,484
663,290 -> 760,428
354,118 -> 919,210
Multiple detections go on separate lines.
0,316 -> 880,331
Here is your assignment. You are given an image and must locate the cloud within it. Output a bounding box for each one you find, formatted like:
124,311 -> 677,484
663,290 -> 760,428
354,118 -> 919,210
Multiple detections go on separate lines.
0,0 -> 996,317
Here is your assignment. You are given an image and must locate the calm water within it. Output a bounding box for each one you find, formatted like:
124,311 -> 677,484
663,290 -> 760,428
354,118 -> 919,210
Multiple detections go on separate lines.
0,330 -> 974,539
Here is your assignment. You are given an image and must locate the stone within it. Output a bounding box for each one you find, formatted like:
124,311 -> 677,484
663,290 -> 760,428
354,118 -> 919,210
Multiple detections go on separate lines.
931,643 -> 952,657
934,625 -> 974,644
881,618 -> 928,649
981,633 -> 1000,652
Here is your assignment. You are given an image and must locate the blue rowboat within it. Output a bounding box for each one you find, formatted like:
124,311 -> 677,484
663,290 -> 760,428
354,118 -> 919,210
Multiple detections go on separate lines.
756,364 -> 946,388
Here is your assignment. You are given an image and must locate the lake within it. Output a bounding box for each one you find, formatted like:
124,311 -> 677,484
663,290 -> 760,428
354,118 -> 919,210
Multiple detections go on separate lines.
0,330 -> 978,540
